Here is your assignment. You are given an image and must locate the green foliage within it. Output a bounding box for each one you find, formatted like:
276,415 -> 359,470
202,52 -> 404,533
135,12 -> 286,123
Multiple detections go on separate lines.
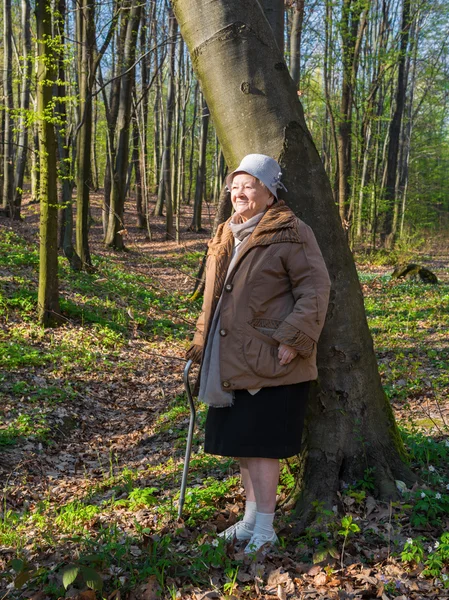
409,489 -> 449,527
183,477 -> 240,525
62,563 -> 103,592
401,537 -> 425,565
55,502 -> 101,532
422,532 -> 449,585
117,487 -> 159,509
338,515 -> 361,538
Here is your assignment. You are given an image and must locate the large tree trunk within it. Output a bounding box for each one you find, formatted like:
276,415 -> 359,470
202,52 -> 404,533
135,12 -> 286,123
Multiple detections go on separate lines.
173,0 -> 415,524
36,0 -> 62,326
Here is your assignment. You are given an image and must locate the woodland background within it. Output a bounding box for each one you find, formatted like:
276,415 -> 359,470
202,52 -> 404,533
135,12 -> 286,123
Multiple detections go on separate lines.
1,0 -> 449,599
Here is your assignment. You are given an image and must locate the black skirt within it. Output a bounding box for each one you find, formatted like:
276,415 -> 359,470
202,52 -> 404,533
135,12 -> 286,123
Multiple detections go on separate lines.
204,382 -> 310,459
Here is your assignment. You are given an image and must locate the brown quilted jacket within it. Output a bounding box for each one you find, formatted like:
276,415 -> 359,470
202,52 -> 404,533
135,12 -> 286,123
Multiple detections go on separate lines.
187,201 -> 331,391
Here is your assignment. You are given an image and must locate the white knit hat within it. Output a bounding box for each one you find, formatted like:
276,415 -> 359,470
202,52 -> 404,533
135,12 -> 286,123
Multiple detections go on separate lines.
226,154 -> 288,199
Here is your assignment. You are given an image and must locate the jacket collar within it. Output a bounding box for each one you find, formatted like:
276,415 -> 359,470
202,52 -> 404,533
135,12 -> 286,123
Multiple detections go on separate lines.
208,201 -> 301,255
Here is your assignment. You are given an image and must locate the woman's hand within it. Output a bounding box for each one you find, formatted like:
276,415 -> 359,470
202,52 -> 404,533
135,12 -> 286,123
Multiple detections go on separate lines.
278,343 -> 298,365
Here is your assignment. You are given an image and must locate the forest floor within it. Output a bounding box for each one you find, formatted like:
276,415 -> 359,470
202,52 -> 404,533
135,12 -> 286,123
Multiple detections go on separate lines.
1,195 -> 449,600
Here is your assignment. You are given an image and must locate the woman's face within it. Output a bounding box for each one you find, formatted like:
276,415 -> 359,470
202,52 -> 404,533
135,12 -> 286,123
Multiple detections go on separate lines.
230,173 -> 274,221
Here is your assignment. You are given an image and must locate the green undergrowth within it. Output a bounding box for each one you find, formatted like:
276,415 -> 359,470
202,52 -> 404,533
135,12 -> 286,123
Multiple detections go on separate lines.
2,225 -> 449,597
361,272 -> 449,415
0,227 -> 201,340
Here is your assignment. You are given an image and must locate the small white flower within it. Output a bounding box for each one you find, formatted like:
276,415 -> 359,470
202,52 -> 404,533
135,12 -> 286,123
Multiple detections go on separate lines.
421,492 -> 426,498
435,541 -> 440,549
428,546 -> 433,553
442,574 -> 448,581
407,538 -> 413,544
429,465 -> 435,472
436,493 -> 442,500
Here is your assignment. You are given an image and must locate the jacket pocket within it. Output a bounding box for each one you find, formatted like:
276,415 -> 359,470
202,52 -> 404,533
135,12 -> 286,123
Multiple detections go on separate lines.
242,323 -> 298,379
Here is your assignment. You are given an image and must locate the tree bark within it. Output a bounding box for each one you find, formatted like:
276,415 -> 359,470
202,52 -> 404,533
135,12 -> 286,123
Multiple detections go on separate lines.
289,0 -> 305,87
381,0 -> 411,249
104,1 -> 142,249
189,94 -> 209,232
36,0 -> 62,326
173,0 -> 415,523
2,0 -> 14,215
13,0 -> 32,220
259,0 -> 284,53
154,7 -> 178,241
75,0 -> 95,266
336,0 -> 368,227
55,0 -> 81,270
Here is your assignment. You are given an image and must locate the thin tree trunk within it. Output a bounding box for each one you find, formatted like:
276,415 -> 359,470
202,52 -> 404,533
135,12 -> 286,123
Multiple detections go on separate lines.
133,110 -> 145,229
56,0 -> 80,270
187,81 -> 199,204
189,94 -> 209,232
337,0 -> 368,227
154,7 -> 177,240
289,0 -> 305,87
105,2 -> 142,249
13,0 -> 32,220
2,0 -> 14,214
381,0 -> 411,248
75,0 -> 95,266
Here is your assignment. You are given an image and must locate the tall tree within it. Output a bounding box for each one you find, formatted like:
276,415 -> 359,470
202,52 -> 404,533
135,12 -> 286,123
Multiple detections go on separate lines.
289,0 -> 305,87
154,6 -> 178,241
75,0 -> 117,264
36,0 -> 62,326
336,0 -> 368,226
56,0 -> 81,269
104,1 -> 142,249
173,0 -> 415,522
2,0 -> 14,215
189,94 -> 209,232
75,0 -> 96,266
381,0 -> 411,248
13,0 -> 32,220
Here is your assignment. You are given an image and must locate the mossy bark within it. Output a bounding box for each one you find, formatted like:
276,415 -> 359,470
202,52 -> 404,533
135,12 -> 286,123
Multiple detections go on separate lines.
173,0 -> 416,525
36,0 -> 62,327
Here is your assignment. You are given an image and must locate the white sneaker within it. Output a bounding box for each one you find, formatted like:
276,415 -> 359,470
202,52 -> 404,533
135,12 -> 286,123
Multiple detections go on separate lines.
244,530 -> 278,554
217,521 -> 254,541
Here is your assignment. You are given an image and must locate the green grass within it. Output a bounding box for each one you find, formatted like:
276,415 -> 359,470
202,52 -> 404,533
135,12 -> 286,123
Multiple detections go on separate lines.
362,273 -> 449,410
0,227 -> 201,343
1,226 -> 449,598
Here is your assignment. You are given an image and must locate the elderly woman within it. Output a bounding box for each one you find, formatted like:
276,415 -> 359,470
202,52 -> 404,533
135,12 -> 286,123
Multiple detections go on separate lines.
186,154 -> 330,553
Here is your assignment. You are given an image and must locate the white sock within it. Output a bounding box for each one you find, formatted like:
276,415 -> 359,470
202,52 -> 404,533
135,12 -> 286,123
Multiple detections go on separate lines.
253,511 -> 275,537
242,500 -> 257,528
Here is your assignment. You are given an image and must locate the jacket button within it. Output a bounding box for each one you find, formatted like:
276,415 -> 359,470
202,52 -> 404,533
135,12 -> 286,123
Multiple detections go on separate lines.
225,283 -> 233,292
222,381 -> 230,388
219,328 -> 227,336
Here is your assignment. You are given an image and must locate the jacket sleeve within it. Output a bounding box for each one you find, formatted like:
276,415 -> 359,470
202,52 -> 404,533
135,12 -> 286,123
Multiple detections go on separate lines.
272,223 -> 331,354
